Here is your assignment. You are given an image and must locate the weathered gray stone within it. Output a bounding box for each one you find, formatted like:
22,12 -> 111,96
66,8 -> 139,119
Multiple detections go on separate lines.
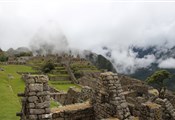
36,101 -> 50,109
106,75 -> 113,80
42,114 -> 52,119
45,108 -> 51,113
28,96 -> 38,102
35,76 -> 48,83
30,109 -> 45,115
28,103 -> 35,108
26,78 -> 35,84
37,91 -> 49,96
29,84 -> 43,92
28,115 -> 38,120
28,92 -> 36,96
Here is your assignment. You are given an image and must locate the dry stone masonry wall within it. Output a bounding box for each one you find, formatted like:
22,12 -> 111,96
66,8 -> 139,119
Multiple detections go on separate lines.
17,72 -> 175,120
18,75 -> 51,120
92,72 -> 132,120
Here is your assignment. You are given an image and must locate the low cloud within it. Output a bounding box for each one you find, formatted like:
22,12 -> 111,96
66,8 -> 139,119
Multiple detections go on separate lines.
158,58 -> 175,69
1,1 -> 175,73
29,24 -> 69,55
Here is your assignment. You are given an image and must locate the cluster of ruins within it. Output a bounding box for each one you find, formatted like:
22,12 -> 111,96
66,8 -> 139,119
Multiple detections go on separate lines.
17,71 -> 175,120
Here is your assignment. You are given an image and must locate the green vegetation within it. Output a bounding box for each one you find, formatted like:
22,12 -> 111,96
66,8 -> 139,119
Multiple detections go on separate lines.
0,55 -> 8,62
14,52 -> 33,57
0,49 -> 8,62
49,81 -> 81,92
86,53 -> 116,72
49,80 -> 72,84
0,65 -> 35,120
42,62 -> 55,73
70,61 -> 100,79
50,100 -> 60,108
146,70 -> 172,98
48,74 -> 69,77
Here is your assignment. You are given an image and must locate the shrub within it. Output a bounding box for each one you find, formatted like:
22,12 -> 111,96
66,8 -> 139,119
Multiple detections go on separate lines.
42,62 -> 55,73
0,55 -> 8,62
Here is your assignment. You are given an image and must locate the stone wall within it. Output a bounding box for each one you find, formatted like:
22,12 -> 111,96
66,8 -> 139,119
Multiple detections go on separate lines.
50,92 -> 67,105
79,73 -> 99,89
92,72 -> 132,120
52,102 -> 94,120
155,98 -> 175,120
17,72 -> 175,120
51,86 -> 93,105
139,102 -> 162,120
17,75 -> 51,120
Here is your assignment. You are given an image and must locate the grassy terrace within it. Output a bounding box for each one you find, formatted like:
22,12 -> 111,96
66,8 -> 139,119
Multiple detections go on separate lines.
48,73 -> 69,77
0,65 -> 35,120
49,81 -> 81,92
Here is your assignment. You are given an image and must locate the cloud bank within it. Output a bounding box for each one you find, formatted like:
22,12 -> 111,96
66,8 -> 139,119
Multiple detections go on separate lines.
1,0 -> 175,73
159,58 -> 175,69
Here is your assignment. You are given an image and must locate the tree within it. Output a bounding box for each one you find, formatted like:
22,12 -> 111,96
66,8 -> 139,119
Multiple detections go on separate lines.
146,70 -> 172,98
42,62 -> 55,73
0,49 -> 8,62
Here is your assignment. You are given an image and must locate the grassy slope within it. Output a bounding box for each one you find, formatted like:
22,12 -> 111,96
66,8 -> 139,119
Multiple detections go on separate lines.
0,65 -> 35,120
49,81 -> 81,92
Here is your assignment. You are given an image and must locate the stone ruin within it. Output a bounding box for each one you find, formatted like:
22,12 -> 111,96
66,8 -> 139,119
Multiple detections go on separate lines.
92,72 -> 132,120
17,72 -> 175,120
17,75 -> 51,120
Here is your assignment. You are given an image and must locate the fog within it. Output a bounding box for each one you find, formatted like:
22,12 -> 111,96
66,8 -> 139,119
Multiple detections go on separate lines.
1,0 -> 175,73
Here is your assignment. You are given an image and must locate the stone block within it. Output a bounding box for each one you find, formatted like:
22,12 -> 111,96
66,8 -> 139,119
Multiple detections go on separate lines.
37,91 -> 49,96
35,76 -> 48,83
28,96 -> 38,102
26,78 -> 35,84
28,115 -> 38,120
30,109 -> 45,115
43,83 -> 49,91
28,92 -> 37,96
41,114 -> 52,119
28,103 -> 35,108
106,75 -> 113,80
29,84 -> 43,92
45,108 -> 51,113
36,101 -> 50,109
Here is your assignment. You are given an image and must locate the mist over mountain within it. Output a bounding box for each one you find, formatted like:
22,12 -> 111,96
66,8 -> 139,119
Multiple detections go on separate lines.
1,1 -> 175,78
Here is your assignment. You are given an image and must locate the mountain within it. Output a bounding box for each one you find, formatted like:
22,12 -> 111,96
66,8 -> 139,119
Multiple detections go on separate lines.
97,45 -> 175,91
84,51 -> 116,73
130,46 -> 175,91
6,47 -> 31,56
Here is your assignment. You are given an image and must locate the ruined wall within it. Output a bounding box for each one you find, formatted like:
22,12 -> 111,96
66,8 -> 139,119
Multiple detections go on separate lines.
92,72 -> 131,120
17,75 -> 51,120
79,73 -> 99,89
51,86 -> 93,105
139,102 -> 162,120
50,93 -> 67,105
52,102 -> 94,120
155,98 -> 175,120
79,76 -> 97,89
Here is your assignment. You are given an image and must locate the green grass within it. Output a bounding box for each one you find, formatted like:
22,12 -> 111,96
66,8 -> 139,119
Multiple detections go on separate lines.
49,82 -> 81,92
48,74 -> 69,77
0,65 -> 35,120
49,80 -> 72,84
50,100 -> 60,108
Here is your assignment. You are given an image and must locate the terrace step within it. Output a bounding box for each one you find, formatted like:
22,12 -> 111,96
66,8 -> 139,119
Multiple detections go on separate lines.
49,74 -> 70,81
50,80 -> 72,84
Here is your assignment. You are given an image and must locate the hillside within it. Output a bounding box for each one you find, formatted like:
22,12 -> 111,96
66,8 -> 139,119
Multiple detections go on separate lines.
0,65 -> 35,120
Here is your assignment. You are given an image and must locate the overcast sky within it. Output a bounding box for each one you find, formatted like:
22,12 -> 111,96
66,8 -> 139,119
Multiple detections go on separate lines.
1,0 -> 175,73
